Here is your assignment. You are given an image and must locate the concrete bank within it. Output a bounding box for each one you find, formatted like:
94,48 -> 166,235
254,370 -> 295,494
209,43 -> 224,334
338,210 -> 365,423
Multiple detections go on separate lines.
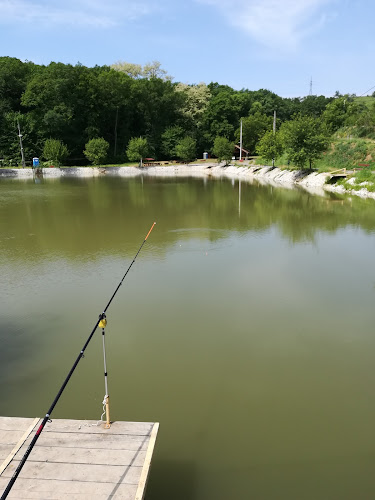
1,164 -> 375,200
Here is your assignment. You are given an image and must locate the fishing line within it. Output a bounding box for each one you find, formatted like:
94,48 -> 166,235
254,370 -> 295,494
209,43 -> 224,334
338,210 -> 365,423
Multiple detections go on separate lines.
1,222 -> 156,500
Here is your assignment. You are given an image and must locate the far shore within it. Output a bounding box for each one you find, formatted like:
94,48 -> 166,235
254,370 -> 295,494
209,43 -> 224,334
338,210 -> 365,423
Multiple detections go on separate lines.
1,163 -> 375,201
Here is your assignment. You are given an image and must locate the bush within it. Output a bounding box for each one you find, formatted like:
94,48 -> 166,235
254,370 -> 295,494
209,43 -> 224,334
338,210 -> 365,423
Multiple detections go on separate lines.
126,137 -> 149,163
281,115 -> 330,169
256,131 -> 283,163
84,138 -> 109,165
175,137 -> 196,162
161,126 -> 185,158
212,137 -> 234,165
43,139 -> 68,166
354,167 -> 375,183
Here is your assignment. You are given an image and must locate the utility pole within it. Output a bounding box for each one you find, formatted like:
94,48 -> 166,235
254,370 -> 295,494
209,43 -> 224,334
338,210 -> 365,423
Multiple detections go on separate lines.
239,119 -> 243,161
309,77 -> 313,96
17,119 -> 26,168
114,106 -> 119,158
272,110 -> 276,167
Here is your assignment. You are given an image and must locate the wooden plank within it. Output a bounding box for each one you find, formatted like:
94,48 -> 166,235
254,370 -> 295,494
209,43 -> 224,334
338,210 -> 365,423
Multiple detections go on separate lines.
0,418 -> 39,433
0,430 -> 34,445
0,418 -> 39,476
0,444 -> 28,461
135,423 -> 159,500
0,477 -> 138,499
42,420 -> 153,436
2,461 -> 143,485
0,417 -> 159,499
27,432 -> 150,451
13,445 -> 147,467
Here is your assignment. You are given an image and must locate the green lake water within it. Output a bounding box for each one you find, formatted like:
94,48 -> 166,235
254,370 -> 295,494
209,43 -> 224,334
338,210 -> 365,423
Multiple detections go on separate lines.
1,175 -> 375,499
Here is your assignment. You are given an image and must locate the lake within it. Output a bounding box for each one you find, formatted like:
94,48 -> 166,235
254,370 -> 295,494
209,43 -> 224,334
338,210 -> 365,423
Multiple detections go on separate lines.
1,175 -> 375,499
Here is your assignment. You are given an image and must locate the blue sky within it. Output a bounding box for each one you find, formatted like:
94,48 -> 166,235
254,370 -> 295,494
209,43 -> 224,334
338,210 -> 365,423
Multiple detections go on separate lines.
1,0 -> 374,97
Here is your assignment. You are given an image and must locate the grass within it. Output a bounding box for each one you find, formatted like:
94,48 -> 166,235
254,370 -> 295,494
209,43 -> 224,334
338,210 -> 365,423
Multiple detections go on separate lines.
254,153 -> 294,169
315,138 -> 375,171
354,96 -> 375,109
254,138 -> 375,194
336,166 -> 375,192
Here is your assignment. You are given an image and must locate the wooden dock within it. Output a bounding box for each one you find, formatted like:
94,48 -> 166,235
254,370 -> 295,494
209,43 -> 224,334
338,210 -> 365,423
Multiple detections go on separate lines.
0,416 -> 159,499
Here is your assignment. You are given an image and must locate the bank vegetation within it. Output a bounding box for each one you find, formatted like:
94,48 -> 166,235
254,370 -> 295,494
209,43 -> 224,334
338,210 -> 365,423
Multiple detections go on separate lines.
1,56 -> 375,191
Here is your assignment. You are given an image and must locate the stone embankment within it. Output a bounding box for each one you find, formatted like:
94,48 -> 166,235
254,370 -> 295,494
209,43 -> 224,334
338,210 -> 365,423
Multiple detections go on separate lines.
1,164 -> 375,200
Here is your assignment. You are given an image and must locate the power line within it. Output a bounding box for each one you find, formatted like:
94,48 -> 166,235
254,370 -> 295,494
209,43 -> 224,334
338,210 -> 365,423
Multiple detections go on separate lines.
359,84 -> 375,97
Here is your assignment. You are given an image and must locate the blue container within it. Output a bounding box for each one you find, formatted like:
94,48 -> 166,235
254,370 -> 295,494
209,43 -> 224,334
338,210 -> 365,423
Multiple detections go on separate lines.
33,157 -> 39,167
203,152 -> 208,160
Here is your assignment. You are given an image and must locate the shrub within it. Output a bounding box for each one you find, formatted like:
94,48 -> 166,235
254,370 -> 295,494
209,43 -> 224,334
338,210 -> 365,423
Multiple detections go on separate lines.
175,137 -> 196,162
126,137 -> 149,163
212,137 -> 234,165
256,131 -> 284,163
84,138 -> 109,165
43,139 -> 68,166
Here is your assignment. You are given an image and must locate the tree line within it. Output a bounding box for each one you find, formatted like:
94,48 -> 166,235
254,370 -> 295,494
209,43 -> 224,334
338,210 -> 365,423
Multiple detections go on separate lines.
1,56 -> 375,168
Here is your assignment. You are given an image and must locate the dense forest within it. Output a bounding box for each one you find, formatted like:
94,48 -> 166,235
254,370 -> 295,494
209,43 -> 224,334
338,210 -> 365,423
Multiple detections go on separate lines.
1,56 -> 375,167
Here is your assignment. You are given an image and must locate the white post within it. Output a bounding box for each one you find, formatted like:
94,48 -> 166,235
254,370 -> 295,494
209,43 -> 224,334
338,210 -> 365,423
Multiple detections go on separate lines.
239,119 -> 243,161
17,119 -> 26,168
114,106 -> 119,157
272,110 -> 276,167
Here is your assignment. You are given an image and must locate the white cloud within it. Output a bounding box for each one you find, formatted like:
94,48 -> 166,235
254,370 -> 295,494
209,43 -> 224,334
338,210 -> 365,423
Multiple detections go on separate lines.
0,0 -> 156,27
197,0 -> 336,51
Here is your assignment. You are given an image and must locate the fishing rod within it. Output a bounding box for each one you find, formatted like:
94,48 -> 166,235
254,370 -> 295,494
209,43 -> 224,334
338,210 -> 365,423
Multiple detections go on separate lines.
1,222 -> 156,500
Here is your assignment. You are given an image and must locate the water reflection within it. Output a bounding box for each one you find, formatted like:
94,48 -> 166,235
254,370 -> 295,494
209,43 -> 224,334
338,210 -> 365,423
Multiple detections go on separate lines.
0,177 -> 375,500
1,177 -> 375,263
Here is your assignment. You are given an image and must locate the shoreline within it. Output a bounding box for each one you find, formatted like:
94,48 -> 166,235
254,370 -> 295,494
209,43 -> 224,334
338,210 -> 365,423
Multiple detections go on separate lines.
1,164 -> 374,200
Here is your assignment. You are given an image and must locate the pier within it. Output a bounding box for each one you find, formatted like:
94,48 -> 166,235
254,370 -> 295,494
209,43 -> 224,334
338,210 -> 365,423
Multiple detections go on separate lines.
0,416 -> 158,499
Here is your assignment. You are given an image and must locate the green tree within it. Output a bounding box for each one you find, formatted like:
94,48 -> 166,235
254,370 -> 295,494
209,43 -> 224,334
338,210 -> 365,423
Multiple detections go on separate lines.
174,83 -> 211,126
256,131 -> 283,163
84,137 -> 109,165
281,115 -> 330,169
21,62 -> 94,157
322,95 -> 360,131
0,58 -> 36,159
299,95 -> 333,117
0,57 -> 35,113
142,60 -> 172,81
112,60 -> 171,81
126,137 -> 149,164
0,112 -> 35,163
200,85 -> 240,149
111,61 -> 143,78
43,138 -> 68,166
212,136 -> 234,165
236,112 -> 273,154
175,137 -> 196,162
161,126 -> 185,158
131,78 -> 184,158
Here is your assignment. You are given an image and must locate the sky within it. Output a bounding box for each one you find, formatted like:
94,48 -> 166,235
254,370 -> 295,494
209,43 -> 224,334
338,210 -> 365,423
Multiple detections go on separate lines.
1,0 -> 375,97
